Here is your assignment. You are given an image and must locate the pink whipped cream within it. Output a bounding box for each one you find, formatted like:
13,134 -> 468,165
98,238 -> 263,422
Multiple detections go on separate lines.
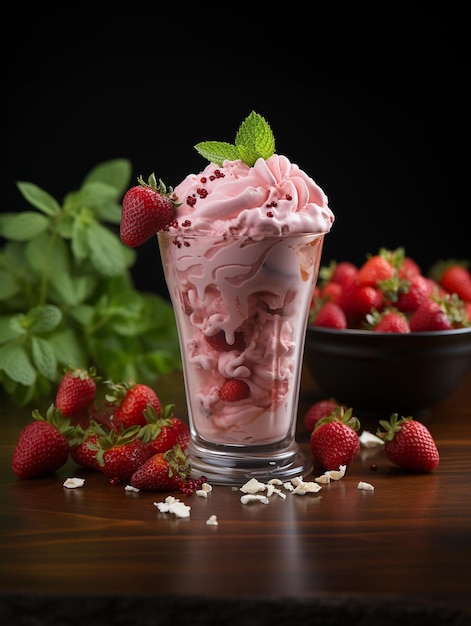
169,154 -> 334,237
159,154 -> 333,446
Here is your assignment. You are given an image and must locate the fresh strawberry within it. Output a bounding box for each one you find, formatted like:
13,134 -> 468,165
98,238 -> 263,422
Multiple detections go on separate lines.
55,366 -> 99,426
319,280 -> 343,304
309,300 -> 347,329
366,308 -> 410,333
356,254 -> 396,288
205,330 -> 246,352
120,174 -> 175,248
431,261 -> 471,303
394,274 -> 435,313
376,413 -> 439,471
93,425 -> 152,484
219,378 -> 250,402
319,260 -> 358,286
12,405 -> 75,478
138,404 -> 190,454
398,255 -> 421,279
130,445 -> 194,493
409,294 -> 468,331
409,299 -> 452,331
338,277 -> 384,326
105,381 -> 162,429
69,423 -> 102,471
330,261 -> 358,285
309,407 -> 361,470
303,398 -> 343,433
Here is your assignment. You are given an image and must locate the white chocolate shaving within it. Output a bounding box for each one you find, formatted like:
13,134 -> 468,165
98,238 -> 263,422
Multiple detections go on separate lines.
240,478 -> 267,494
154,496 -> 191,518
63,477 -> 85,489
323,465 -> 347,480
292,480 -> 322,495
360,431 -> 384,447
240,494 -> 270,504
357,481 -> 375,491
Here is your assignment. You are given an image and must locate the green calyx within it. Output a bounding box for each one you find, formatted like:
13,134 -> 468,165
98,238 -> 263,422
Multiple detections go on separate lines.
194,111 -> 276,168
377,413 -> 412,442
137,173 -> 173,197
138,403 -> 175,443
314,406 -> 360,432
32,403 -> 76,440
164,444 -> 191,480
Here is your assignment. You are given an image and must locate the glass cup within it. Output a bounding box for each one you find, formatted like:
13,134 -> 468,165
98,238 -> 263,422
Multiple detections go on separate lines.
158,231 -> 326,485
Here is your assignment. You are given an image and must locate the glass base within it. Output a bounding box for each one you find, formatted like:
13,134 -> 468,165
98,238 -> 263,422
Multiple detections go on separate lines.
187,439 -> 313,486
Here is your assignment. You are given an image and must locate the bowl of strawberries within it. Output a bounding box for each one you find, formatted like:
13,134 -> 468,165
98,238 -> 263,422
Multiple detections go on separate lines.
304,248 -> 471,417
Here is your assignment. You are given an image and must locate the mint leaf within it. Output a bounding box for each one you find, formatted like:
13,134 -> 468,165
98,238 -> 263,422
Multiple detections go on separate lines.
86,221 -> 135,276
0,343 -> 36,385
25,232 -> 70,278
0,271 -> 19,300
48,327 -> 87,369
235,111 -> 275,163
72,181 -> 121,209
0,212 -> 49,241
194,111 -> 275,167
82,158 -> 132,197
16,182 -> 62,216
23,305 -> 62,334
0,316 -> 19,342
31,336 -> 57,379
194,141 -> 240,167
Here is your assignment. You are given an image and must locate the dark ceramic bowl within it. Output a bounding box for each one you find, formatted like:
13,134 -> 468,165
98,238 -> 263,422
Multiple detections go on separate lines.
304,326 -> 471,417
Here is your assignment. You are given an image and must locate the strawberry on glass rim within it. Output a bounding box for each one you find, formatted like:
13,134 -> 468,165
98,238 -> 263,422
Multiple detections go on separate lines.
120,173 -> 177,248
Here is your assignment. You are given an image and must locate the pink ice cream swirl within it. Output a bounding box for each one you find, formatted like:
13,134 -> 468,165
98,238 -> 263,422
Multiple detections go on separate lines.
161,154 -> 333,444
169,154 -> 334,237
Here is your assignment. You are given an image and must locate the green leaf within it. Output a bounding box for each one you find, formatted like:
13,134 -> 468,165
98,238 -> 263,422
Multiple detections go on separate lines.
235,111 -> 275,163
70,216 -> 90,261
0,343 -> 37,385
0,212 -> 50,241
67,304 -> 95,327
31,336 -> 58,380
76,181 -> 122,208
50,272 -> 96,307
194,111 -> 275,167
0,372 -> 48,407
48,327 -> 88,370
0,271 -> 20,300
194,141 -> 240,167
16,182 -> 62,216
94,201 -> 122,224
86,221 -> 136,276
25,231 -> 71,278
81,158 -> 132,197
24,305 -> 63,334
0,316 -> 20,343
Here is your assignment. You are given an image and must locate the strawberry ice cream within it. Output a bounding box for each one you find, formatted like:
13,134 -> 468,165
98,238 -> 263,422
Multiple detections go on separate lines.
168,155 -> 333,238
158,153 -> 333,482
153,112 -> 334,483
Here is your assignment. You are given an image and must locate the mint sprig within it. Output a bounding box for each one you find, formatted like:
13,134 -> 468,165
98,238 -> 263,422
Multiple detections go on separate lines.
0,159 -> 181,407
194,111 -> 276,167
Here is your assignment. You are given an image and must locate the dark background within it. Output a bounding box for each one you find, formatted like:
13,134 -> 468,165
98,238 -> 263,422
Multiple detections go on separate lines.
6,11 -> 468,298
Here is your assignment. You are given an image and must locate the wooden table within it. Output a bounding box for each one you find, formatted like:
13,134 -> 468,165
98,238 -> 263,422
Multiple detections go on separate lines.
1,367 -> 470,626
